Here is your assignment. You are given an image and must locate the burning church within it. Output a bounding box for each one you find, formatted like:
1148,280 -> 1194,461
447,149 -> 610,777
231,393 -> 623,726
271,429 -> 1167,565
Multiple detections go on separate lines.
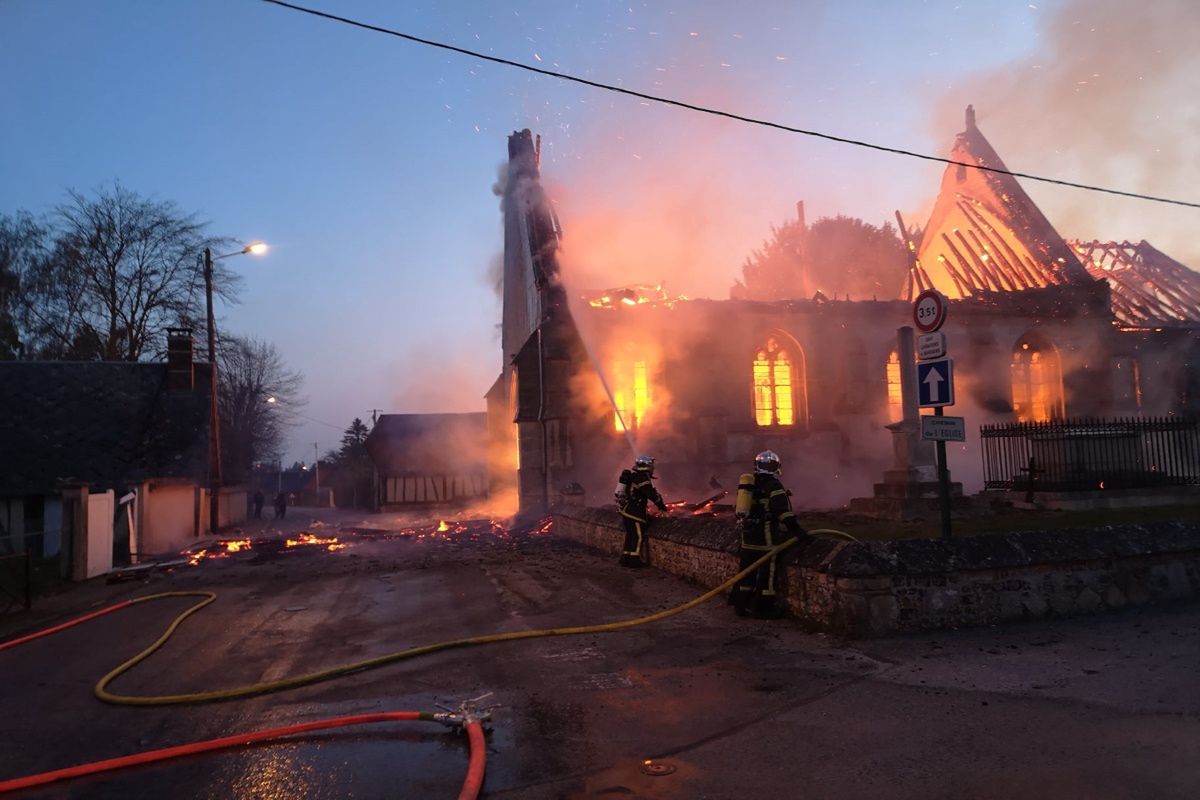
486,108 -> 1200,515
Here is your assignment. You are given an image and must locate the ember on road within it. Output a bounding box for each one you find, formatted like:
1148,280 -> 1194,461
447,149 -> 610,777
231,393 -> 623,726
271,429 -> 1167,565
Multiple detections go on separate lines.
2,509 -> 1197,799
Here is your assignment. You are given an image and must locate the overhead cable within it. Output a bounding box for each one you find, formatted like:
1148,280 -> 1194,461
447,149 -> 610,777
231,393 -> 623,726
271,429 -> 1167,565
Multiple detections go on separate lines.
260,0 -> 1199,210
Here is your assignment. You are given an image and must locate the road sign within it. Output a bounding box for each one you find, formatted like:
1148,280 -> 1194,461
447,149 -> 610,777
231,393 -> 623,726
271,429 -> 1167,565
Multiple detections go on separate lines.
921,415 -> 966,441
916,357 -> 955,407
917,331 -> 946,361
913,289 -> 948,333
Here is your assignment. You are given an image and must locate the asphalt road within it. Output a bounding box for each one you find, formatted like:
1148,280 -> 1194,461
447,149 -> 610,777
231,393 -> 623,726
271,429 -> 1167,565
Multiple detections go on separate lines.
1,508 -> 1198,799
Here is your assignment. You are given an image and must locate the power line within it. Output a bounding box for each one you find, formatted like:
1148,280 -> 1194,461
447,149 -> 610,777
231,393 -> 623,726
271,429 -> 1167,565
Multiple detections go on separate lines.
290,410 -> 345,431
261,0 -> 1199,210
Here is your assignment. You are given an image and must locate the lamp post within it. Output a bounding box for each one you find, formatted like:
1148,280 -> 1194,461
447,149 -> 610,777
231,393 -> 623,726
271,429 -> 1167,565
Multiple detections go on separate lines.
264,395 -> 281,494
313,442 -> 321,508
204,241 -> 268,534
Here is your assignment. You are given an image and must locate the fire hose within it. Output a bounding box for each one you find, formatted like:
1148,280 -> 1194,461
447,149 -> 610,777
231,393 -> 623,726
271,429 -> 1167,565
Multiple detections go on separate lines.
0,528 -> 856,795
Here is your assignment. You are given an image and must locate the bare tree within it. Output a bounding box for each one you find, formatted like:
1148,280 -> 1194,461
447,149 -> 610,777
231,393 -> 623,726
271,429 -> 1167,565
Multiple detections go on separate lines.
218,334 -> 305,484
11,183 -> 239,360
0,212 -> 48,359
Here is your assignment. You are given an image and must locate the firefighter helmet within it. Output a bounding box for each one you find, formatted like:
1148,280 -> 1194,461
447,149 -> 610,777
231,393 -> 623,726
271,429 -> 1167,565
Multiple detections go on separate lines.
754,450 -> 781,475
634,455 -> 656,472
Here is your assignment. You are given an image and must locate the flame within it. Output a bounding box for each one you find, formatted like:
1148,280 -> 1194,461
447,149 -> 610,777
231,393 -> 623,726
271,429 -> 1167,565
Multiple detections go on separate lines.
285,532 -> 347,552
223,539 -> 251,553
586,284 -> 688,310
437,520 -> 450,532
613,359 -> 651,432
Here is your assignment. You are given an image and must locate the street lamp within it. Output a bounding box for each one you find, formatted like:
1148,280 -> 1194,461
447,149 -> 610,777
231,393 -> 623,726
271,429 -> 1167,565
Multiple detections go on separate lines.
204,241 -> 268,534
263,396 -> 282,493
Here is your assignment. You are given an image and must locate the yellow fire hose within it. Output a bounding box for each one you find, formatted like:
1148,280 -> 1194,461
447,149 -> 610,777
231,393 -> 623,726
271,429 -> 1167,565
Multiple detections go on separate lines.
87,528 -> 857,707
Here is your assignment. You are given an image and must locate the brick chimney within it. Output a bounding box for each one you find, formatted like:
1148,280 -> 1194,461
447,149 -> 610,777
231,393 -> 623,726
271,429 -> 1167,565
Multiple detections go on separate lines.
167,327 -> 195,391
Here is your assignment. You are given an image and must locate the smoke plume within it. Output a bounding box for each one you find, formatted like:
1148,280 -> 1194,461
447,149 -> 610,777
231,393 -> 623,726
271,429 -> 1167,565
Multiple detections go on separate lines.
931,0 -> 1200,266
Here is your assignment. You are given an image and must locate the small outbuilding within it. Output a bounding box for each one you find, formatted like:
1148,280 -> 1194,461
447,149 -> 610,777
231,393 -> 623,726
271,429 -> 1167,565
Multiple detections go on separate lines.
365,413 -> 488,510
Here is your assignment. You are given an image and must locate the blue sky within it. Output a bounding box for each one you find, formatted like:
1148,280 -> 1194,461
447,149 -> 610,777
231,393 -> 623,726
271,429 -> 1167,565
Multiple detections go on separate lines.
3,0 -> 1194,461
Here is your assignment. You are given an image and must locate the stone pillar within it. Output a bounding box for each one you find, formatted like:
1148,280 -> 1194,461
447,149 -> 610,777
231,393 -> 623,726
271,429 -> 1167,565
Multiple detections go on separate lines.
887,326 -> 936,483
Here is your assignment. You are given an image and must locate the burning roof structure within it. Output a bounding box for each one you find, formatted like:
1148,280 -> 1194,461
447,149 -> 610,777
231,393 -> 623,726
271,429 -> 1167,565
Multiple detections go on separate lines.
585,284 -> 688,310
908,105 -> 1092,301
1071,240 -> 1200,328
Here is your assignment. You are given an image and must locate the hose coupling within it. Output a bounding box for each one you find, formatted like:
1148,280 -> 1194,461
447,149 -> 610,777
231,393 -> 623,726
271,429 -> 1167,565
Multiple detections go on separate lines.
433,692 -> 498,730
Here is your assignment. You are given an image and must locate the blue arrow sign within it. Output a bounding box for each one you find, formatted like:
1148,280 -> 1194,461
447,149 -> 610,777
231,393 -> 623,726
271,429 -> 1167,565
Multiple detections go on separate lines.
916,358 -> 955,408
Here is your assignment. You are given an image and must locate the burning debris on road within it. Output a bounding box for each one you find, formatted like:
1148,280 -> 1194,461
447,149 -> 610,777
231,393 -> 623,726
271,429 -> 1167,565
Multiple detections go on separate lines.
179,518 -> 556,568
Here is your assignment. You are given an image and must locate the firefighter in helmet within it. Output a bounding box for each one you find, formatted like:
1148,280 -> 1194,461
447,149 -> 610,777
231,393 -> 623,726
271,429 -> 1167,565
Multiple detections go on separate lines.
616,455 -> 669,568
731,450 -> 811,617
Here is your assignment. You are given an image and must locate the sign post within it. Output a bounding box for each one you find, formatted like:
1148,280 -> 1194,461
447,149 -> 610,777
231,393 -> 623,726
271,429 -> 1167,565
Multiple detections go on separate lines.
912,290 -> 953,540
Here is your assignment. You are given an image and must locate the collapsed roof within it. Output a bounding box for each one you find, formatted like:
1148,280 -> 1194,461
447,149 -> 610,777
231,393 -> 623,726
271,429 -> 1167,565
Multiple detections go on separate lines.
1072,239 -> 1200,328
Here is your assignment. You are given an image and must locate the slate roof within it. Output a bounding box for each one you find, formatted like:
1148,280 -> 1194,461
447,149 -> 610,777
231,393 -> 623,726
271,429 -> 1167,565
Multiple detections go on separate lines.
365,412 -> 487,476
0,361 -> 211,495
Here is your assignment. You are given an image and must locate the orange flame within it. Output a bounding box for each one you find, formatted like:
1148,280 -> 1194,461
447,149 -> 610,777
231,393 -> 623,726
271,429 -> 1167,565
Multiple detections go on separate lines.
285,532 -> 347,552
586,284 -> 687,310
437,520 -> 450,532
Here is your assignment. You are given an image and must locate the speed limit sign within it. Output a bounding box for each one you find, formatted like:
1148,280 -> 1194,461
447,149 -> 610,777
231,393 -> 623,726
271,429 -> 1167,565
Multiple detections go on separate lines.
913,289 -> 948,333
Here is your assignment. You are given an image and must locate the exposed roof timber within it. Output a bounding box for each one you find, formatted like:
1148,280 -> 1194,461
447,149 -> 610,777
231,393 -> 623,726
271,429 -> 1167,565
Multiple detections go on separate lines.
1071,240 -> 1200,327
915,108 -> 1091,300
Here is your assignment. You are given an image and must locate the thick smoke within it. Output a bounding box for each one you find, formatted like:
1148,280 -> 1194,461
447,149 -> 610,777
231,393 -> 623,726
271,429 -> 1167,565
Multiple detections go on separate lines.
932,0 -> 1200,266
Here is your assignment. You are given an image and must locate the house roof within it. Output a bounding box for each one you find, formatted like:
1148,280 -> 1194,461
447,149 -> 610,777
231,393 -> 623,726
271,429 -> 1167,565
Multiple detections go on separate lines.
911,106 -> 1092,300
1070,240 -> 1200,328
365,412 -> 487,476
0,361 -> 211,495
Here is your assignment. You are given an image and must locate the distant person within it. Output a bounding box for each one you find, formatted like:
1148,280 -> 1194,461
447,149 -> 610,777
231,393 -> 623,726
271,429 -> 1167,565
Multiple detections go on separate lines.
274,491 -> 287,520
731,450 -> 812,618
252,490 -> 265,519
615,455 -> 669,568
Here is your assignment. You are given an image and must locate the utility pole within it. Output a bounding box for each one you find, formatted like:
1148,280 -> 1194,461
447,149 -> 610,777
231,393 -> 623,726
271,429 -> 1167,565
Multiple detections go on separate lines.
368,409 -> 382,512
313,442 -> 320,507
204,247 -> 222,534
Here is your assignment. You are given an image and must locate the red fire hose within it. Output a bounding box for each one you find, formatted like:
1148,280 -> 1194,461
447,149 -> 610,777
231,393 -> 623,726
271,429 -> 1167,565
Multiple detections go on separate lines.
0,711 -> 487,798
0,599 -> 134,652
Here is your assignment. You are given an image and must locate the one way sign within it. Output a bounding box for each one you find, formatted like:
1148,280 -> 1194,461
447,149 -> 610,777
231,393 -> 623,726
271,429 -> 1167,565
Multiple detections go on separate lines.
916,358 -> 955,408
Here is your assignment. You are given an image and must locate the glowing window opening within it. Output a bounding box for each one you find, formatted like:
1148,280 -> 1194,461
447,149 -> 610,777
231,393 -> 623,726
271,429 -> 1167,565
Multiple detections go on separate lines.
1011,336 -> 1065,422
753,336 -> 799,427
886,351 -> 903,422
613,359 -> 650,432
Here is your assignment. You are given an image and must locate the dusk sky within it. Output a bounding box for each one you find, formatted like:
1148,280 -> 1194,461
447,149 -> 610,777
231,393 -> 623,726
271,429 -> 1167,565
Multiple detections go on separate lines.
3,0 -> 1196,463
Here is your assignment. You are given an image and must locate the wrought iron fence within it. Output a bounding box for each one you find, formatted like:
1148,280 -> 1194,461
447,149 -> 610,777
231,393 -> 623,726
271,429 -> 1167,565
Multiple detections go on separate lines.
980,416 -> 1200,492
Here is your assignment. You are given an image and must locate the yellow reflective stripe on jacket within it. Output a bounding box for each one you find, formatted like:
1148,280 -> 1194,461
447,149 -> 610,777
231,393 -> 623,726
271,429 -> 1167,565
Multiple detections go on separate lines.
769,489 -> 788,498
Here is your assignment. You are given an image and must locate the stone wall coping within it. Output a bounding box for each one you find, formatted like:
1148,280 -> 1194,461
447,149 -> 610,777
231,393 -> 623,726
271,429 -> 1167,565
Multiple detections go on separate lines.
553,507 -> 1200,578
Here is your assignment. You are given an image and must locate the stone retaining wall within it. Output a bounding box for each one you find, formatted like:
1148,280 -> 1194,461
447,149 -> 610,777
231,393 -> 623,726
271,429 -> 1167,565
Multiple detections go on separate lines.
553,507 -> 1200,637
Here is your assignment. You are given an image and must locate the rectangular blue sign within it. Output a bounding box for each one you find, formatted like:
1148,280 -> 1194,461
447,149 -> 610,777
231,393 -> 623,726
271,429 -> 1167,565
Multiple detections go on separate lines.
916,358 -> 955,407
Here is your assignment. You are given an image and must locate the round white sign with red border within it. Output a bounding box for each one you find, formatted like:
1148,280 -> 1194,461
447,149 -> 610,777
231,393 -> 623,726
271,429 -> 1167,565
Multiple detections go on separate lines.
913,289 -> 948,333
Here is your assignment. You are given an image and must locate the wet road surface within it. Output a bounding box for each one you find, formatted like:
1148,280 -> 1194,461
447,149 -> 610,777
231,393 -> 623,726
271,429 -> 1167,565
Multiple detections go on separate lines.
1,508 -> 1198,799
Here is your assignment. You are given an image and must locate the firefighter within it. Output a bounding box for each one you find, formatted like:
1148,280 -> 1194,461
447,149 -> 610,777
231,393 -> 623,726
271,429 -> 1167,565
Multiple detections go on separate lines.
731,450 -> 812,618
616,455 -> 669,568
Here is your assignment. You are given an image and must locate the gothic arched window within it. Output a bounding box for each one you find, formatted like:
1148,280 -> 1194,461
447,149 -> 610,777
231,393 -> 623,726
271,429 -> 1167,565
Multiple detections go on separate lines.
1011,333 -> 1064,422
753,334 -> 806,428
